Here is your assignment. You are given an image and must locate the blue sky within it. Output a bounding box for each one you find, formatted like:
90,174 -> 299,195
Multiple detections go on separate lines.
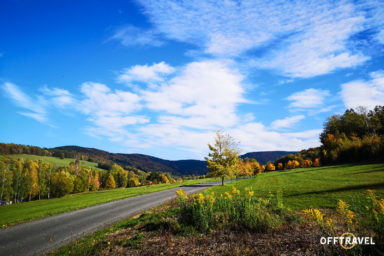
1,0 -> 384,160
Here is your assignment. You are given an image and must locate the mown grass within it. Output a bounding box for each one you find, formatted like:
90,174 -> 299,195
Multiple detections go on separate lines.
7,154 -> 104,171
205,163 -> 384,212
0,178 -> 219,227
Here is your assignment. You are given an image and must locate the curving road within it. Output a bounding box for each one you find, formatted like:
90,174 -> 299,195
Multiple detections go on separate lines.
0,181 -> 224,256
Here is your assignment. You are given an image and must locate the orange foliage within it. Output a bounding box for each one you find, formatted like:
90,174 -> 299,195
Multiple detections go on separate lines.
265,163 -> 275,171
313,158 -> 321,167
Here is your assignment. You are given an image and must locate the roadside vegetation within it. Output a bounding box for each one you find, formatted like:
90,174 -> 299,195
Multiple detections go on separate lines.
0,177 -> 219,227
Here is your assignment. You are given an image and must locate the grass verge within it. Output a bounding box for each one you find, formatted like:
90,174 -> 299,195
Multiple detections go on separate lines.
0,178 -> 219,227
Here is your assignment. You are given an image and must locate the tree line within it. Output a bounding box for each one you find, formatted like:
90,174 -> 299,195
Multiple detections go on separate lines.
206,106 -> 384,183
272,105 -> 384,168
0,156 -> 180,203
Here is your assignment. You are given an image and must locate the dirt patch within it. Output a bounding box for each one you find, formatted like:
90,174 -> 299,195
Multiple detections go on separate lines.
100,223 -> 333,256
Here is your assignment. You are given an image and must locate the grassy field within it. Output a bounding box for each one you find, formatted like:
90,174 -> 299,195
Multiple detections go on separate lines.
50,163 -> 384,255
206,163 -> 384,212
7,154 -> 103,171
0,178 -> 219,227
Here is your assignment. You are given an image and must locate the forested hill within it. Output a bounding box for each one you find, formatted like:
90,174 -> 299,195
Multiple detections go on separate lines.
54,146 -> 296,174
0,142 -> 296,176
53,146 -> 208,176
242,151 -> 298,165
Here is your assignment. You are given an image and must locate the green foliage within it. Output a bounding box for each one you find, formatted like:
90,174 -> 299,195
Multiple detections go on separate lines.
320,106 -> 384,164
205,131 -> 240,185
205,163 -> 384,211
177,187 -> 290,233
51,172 -> 74,197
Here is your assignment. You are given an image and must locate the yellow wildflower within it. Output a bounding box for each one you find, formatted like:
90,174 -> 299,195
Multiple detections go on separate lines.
336,200 -> 350,215
249,191 -> 254,197
378,199 -> 384,213
176,189 -> 188,200
244,187 -> 249,192
224,192 -> 232,199
326,218 -> 335,231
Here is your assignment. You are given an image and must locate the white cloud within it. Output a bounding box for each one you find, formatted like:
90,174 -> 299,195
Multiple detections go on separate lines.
117,62 -> 175,84
270,115 -> 305,130
41,86 -> 74,108
2,82 -> 47,122
141,60 -> 247,129
341,71 -> 384,109
230,123 -> 321,154
79,82 -> 145,134
376,29 -> 384,44
287,88 -> 330,108
136,0 -> 377,77
111,25 -> 164,47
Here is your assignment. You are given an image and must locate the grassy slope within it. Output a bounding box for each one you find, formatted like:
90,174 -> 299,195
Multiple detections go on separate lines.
0,178 -> 218,227
206,163 -> 384,212
7,154 -> 103,171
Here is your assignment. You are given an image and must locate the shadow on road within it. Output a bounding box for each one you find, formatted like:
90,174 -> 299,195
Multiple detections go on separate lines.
181,184 -> 217,188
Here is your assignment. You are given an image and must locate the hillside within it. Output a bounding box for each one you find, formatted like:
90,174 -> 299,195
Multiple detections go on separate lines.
0,143 -> 296,176
55,146 -> 295,175
7,154 -> 104,171
53,146 -> 208,176
241,151 -> 297,165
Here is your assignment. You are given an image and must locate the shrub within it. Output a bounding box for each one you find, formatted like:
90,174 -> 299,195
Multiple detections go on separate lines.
176,187 -> 289,233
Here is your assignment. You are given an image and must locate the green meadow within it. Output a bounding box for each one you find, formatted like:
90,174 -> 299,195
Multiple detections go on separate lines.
206,163 -> 384,212
7,154 -> 103,171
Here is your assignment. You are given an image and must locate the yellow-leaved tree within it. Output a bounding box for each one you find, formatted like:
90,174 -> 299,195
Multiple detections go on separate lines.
205,131 -> 240,186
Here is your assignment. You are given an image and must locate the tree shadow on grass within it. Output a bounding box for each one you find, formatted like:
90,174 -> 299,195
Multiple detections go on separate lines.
350,167 -> 384,175
268,163 -> 383,178
285,183 -> 384,198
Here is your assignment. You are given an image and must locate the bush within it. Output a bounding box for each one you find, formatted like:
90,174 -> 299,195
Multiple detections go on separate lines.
176,187 -> 290,233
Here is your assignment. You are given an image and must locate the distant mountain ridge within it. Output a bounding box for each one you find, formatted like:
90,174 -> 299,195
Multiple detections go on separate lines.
53,146 -> 296,175
241,151 -> 298,165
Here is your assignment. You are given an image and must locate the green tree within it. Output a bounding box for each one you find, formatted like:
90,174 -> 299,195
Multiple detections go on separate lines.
0,160 -> 13,201
205,131 -> 240,186
51,171 -> 74,197
37,162 -> 53,199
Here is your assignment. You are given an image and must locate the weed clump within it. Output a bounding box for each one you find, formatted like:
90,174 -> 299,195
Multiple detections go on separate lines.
176,187 -> 292,233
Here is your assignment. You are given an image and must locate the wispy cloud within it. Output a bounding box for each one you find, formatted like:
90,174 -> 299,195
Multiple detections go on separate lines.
341,70 -> 384,109
286,88 -> 330,108
111,25 -> 164,47
2,82 -> 47,122
270,115 -> 305,130
40,86 -> 74,108
134,0 -> 384,77
80,82 -> 146,134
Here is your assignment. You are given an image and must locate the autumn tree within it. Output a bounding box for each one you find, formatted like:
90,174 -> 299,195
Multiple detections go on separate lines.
265,162 -> 276,171
313,158 -> 321,167
51,171 -> 74,197
205,131 -> 240,186
0,160 -> 13,201
105,174 -> 116,189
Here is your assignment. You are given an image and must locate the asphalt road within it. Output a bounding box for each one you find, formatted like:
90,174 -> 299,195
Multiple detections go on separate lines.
0,181 -> 224,256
